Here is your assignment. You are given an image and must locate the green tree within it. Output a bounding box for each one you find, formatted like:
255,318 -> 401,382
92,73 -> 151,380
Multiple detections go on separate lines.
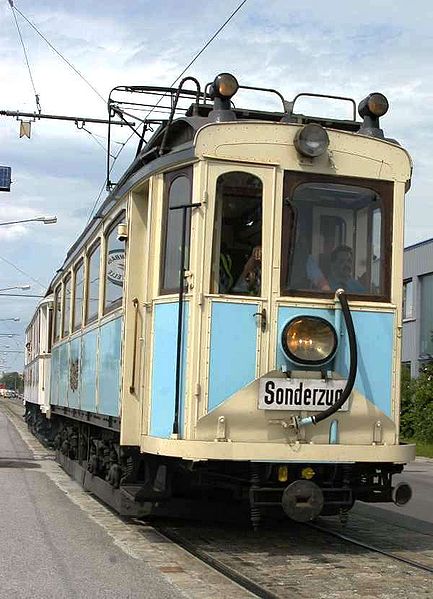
400,365 -> 416,439
411,363 -> 433,443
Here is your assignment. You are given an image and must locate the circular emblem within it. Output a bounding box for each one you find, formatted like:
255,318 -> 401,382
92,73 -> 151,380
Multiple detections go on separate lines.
107,249 -> 125,287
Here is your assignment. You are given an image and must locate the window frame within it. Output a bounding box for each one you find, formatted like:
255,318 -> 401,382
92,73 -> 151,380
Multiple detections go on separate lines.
85,239 -> 101,325
103,211 -> 126,315
53,284 -> 62,343
403,278 -> 414,320
280,171 -> 393,302
72,258 -> 84,332
62,273 -> 72,338
160,167 -> 193,295
211,170 -> 264,296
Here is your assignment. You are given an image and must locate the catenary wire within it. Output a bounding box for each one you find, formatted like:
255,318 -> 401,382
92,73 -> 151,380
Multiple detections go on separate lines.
7,0 -> 40,111
10,1 -> 105,104
0,255 -> 47,290
87,0 -> 249,221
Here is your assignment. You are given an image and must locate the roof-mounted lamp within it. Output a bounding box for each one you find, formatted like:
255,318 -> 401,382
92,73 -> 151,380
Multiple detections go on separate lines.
358,93 -> 389,139
208,73 -> 239,123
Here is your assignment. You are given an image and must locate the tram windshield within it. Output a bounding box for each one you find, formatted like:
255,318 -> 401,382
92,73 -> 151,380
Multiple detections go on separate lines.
281,179 -> 389,298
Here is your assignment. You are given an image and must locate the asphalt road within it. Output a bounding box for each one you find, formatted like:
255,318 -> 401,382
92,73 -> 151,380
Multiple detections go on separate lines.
0,408 -> 183,599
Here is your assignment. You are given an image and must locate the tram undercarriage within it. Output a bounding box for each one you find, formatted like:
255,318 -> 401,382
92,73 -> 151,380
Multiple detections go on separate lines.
24,402 -> 409,525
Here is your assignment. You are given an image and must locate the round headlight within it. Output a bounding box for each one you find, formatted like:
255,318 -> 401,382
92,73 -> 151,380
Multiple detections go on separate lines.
213,73 -> 239,98
282,317 -> 337,365
294,124 -> 330,158
367,93 -> 389,117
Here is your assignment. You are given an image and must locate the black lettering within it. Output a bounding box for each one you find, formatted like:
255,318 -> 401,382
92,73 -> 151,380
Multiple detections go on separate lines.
326,389 -> 334,406
304,389 -> 311,406
264,381 -> 275,404
312,388 -> 319,406
294,382 -> 303,406
318,389 -> 325,405
335,389 -> 343,404
276,388 -> 284,405
285,387 -> 294,405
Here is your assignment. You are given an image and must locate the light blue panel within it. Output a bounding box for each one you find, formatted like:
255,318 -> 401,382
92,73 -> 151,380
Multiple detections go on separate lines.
50,347 -> 60,406
68,336 -> 81,409
329,419 -> 339,444
58,342 -> 70,407
277,307 -> 394,417
208,302 -> 259,411
97,317 -> 122,417
150,302 -> 189,438
80,329 -> 98,412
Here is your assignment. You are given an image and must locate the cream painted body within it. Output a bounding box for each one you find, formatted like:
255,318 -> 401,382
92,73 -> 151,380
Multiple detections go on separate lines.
116,122 -> 414,463
24,296 -> 53,414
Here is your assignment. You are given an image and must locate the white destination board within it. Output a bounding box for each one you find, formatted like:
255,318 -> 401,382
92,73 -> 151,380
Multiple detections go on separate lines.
258,377 -> 349,411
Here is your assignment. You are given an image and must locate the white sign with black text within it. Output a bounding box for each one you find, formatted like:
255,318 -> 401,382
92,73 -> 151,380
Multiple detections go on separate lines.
258,377 -> 349,411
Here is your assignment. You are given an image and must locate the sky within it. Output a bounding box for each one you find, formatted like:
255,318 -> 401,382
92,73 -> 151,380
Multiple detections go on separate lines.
0,0 -> 432,371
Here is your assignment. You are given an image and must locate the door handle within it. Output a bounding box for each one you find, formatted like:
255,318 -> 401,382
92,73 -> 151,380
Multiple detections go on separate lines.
253,308 -> 267,333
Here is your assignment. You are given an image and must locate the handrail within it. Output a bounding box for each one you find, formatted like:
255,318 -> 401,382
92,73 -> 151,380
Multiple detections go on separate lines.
129,297 -> 139,394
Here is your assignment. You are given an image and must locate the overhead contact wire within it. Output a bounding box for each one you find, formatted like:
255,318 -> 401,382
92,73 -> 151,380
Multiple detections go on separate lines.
145,0 -> 249,121
10,2 -> 105,104
89,0 -> 249,221
8,0 -> 40,111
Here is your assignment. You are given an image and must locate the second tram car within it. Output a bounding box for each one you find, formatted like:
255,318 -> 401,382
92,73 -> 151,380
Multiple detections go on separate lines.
24,73 -> 415,524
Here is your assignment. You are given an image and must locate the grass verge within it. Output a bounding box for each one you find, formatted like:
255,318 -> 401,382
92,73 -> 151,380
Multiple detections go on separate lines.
403,438 -> 433,458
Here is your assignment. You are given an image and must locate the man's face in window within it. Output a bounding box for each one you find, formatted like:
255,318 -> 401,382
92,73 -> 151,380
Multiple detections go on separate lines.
332,249 -> 353,282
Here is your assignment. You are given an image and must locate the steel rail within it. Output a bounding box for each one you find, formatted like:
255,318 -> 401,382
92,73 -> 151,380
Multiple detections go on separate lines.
153,525 -> 279,599
308,522 -> 433,574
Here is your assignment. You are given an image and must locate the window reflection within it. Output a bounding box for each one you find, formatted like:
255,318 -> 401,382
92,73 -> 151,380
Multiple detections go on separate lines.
104,214 -> 125,312
62,275 -> 71,337
282,180 -> 386,297
161,172 -> 192,293
86,243 -> 100,323
73,261 -> 84,331
54,285 -> 62,342
212,172 -> 263,296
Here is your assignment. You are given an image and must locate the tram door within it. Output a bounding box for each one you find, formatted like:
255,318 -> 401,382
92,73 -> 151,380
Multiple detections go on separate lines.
200,163 -> 276,418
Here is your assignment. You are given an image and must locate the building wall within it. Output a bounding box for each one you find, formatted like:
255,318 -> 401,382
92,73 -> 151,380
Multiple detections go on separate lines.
402,238 -> 433,377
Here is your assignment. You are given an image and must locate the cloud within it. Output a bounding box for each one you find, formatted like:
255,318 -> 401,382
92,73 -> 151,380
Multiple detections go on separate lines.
1,0 -> 433,372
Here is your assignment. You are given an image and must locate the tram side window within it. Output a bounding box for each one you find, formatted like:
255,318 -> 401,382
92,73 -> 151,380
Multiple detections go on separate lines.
73,260 -> 84,331
211,172 -> 263,296
53,284 -> 62,342
86,242 -> 101,324
104,213 -> 125,313
62,274 -> 72,337
281,178 -> 389,298
161,168 -> 192,294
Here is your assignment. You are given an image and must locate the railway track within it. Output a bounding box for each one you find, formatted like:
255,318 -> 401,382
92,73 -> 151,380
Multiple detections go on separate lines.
4,400 -> 433,598
140,511 -> 433,598
308,521 -> 433,575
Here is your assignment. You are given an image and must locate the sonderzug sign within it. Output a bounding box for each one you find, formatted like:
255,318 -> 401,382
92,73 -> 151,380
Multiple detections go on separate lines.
258,378 -> 349,411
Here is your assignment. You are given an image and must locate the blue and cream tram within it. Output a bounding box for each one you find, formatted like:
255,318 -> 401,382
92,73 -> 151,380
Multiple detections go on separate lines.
24,73 -> 414,523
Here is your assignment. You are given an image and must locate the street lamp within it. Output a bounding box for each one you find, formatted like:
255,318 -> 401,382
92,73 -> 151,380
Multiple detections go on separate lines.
0,285 -> 31,292
0,216 -> 57,226
0,317 -> 19,322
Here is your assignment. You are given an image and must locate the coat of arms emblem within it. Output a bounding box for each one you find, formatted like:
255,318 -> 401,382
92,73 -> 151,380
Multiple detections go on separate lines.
69,358 -> 79,392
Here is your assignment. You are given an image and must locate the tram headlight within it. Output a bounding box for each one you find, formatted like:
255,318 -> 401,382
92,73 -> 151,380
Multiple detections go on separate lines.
212,73 -> 239,99
281,316 -> 337,365
294,123 -> 329,158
